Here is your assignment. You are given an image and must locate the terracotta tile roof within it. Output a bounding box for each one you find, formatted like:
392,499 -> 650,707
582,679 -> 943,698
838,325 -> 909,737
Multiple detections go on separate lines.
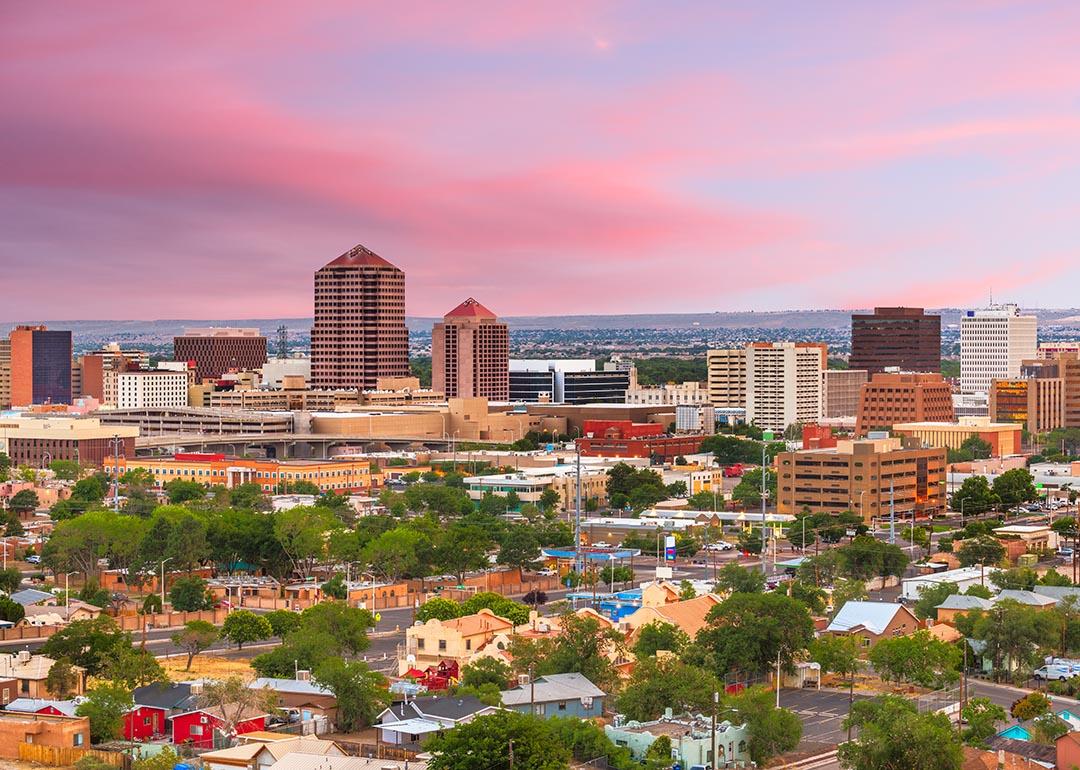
647,594 -> 722,637
927,623 -> 962,643
962,744 -> 1048,768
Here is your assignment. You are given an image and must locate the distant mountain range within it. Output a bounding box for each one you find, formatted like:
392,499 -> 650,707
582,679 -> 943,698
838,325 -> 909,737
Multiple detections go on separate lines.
6,308 -> 1080,348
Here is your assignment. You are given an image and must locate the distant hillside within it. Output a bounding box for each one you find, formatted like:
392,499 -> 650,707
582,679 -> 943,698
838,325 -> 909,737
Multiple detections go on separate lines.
7,307 -> 1080,347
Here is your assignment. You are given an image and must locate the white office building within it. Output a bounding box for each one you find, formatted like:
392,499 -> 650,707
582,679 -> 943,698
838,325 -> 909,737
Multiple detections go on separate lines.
116,370 -> 188,409
960,304 -> 1037,394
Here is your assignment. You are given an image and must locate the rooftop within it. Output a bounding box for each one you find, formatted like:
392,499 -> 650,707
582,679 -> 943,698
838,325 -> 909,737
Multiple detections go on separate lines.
825,601 -> 907,636
444,298 -> 497,320
323,244 -> 396,270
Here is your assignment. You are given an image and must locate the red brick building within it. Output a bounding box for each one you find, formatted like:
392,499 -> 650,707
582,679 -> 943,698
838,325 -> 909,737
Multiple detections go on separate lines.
310,244 -> 409,391
432,298 -> 509,400
173,328 -> 267,383
577,421 -> 704,461
855,372 -> 955,435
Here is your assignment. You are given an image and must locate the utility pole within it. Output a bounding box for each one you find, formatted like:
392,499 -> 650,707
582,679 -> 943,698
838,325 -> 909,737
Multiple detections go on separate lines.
529,665 -> 535,716
775,649 -> 781,707
711,690 -> 718,768
574,443 -> 583,576
761,440 -> 769,575
508,739 -> 514,770
889,482 -> 895,545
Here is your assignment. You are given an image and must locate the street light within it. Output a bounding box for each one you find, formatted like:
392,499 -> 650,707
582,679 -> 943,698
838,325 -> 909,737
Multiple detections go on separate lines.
160,557 -> 174,609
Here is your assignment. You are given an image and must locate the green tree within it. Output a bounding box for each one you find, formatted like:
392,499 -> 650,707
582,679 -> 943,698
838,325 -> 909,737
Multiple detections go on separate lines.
321,573 -> 347,600
7,489 -> 40,514
957,536 -> 1007,585
99,645 -> 166,689
169,575 -> 213,611
538,488 -> 561,513
645,735 -> 672,765
691,592 -> 814,677
868,630 -> 960,688
961,697 -> 1006,748
496,526 -> 540,572
913,581 -> 959,621
415,597 -> 462,622
990,567 -> 1038,591
616,656 -> 720,722
952,475 -> 998,515
41,616 -> 129,675
0,596 -> 24,624
221,610 -> 273,650
436,522 -> 492,583
1011,691 -> 1051,721
77,682 -> 132,743
426,710 -> 570,770
726,686 -> 803,766
787,580 -> 827,614
171,620 -> 219,670
731,468 -> 777,508
992,468 -> 1038,510
265,609 -> 302,638
1030,712 -> 1069,744
45,657 -> 80,698
714,562 -> 765,594
828,579 -> 869,617
132,747 -> 181,770
460,658 -> 512,690
48,459 -> 81,481
836,536 -> 908,581
838,695 -> 961,770
273,505 -> 339,579
313,658 -> 389,731
972,600 -> 1057,681
0,566 -> 21,594
363,527 -> 430,581
163,479 -> 205,504
539,611 -> 621,693
633,621 -> 690,658
547,717 -> 633,770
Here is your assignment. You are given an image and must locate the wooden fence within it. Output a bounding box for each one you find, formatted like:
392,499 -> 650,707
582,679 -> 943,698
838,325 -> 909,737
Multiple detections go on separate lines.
19,743 -> 131,769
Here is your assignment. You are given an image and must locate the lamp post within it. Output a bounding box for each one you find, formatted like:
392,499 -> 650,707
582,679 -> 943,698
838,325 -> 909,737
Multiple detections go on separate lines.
160,557 -> 174,609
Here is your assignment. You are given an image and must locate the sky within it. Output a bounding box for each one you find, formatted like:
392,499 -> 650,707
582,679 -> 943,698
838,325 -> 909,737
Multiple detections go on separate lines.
5,1 -> 1080,320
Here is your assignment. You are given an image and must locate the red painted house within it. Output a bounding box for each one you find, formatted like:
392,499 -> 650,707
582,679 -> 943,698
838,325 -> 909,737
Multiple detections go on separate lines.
170,706 -> 267,749
124,704 -> 168,741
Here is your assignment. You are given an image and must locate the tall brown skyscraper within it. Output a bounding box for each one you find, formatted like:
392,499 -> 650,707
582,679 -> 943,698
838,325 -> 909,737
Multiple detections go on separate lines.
850,307 -> 941,374
311,244 -> 409,390
432,298 -> 509,400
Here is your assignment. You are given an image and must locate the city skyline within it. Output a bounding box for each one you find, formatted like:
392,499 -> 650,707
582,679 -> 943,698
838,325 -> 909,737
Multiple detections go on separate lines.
6,3 -> 1080,319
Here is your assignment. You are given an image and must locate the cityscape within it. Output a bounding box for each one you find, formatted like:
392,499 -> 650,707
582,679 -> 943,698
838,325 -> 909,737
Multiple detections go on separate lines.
7,4 -> 1080,770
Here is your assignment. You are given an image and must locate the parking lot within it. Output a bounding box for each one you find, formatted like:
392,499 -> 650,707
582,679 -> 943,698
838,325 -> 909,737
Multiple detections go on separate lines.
777,688 -> 871,746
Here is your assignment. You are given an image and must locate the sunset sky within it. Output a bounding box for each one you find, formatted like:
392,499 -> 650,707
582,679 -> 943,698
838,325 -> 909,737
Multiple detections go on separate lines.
4,2 -> 1080,320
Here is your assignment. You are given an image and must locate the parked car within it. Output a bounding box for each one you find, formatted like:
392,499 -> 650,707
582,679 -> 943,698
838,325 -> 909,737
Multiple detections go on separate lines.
535,568 -> 557,577
1034,664 -> 1079,681
705,542 -> 734,552
1058,548 -> 1075,559
25,555 -> 40,564
591,541 -> 612,549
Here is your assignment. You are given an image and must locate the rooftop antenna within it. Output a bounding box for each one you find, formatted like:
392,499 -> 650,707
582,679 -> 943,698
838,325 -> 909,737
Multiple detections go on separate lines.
276,325 -> 288,359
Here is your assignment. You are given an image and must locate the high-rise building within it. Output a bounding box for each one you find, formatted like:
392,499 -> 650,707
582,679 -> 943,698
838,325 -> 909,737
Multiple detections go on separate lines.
0,338 -> 10,409
310,244 -> 409,390
706,343 -> 825,432
854,372 -> 954,435
990,358 -> 1065,435
959,304 -> 1037,394
9,325 -> 72,406
174,327 -> 267,384
850,307 -> 941,374
822,369 -> 869,418
775,436 -> 947,523
116,371 -> 189,409
432,298 -> 509,400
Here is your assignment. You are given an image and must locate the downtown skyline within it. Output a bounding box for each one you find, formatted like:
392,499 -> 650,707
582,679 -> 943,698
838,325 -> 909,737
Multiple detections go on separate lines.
6,2 -> 1080,320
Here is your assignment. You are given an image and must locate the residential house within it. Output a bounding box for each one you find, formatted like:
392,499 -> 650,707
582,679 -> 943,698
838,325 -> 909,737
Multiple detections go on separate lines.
1057,731 -> 1080,770
201,735 -> 343,770
4,697 -> 80,717
21,600 -> 102,627
376,696 -> 499,752
249,677 -> 337,727
962,744 -> 1047,769
934,594 -> 992,625
500,673 -> 605,719
129,682 -> 200,741
624,593 -> 723,642
400,608 -> 515,676
992,590 -> 1058,610
9,589 -> 55,607
824,601 -> 920,648
171,704 -> 269,749
605,710 -> 751,768
0,652 -> 86,700
0,712 -> 89,757
1033,585 -> 1080,606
